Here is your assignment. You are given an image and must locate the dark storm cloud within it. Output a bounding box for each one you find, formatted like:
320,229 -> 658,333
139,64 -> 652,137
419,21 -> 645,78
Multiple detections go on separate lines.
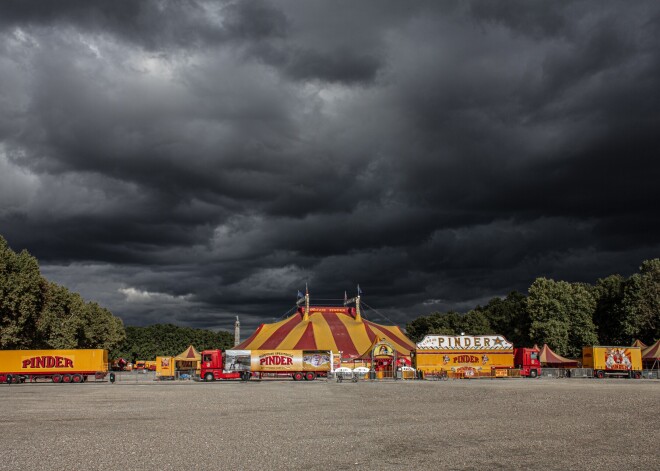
0,0 -> 288,49
1,1 -> 659,333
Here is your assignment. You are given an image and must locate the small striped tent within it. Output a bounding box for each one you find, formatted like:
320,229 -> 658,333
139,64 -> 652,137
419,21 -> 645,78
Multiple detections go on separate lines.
236,306 -> 415,359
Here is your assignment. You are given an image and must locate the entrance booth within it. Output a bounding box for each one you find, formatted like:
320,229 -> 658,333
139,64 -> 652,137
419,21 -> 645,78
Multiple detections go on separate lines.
371,340 -> 397,379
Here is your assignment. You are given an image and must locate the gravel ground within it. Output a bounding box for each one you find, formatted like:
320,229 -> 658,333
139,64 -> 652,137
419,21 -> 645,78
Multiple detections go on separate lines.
0,377 -> 658,471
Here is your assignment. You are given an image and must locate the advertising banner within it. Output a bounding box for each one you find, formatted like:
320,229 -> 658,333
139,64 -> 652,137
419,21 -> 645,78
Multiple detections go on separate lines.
225,349 -> 332,372
302,351 -> 331,371
374,344 -> 394,357
225,350 -> 252,372
604,348 -> 633,370
0,349 -> 108,374
251,350 -> 302,372
156,356 -> 175,377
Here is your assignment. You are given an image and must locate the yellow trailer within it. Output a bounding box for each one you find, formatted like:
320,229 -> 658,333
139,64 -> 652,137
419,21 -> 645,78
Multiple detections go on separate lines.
0,349 -> 108,384
582,346 -> 642,379
413,334 -> 515,378
155,356 -> 175,380
222,349 -> 332,381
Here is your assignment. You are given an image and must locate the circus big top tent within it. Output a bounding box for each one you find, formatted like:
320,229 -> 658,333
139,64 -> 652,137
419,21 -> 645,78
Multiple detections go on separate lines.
236,302 -> 415,359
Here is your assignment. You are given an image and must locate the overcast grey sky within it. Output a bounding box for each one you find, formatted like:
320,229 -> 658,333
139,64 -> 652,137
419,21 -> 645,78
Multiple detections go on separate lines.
1,1 -> 658,332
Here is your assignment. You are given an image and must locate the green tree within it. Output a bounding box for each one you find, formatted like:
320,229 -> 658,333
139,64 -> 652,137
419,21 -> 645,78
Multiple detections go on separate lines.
110,324 -> 234,361
592,274 -> 627,345
477,291 -> 531,346
0,235 -> 125,350
0,238 -> 45,348
527,278 -> 598,357
37,282 -> 84,348
621,259 -> 660,344
405,310 -> 492,342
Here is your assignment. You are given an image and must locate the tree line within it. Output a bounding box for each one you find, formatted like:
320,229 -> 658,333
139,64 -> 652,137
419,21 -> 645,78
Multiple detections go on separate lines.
405,259 -> 660,358
110,324 -> 234,361
0,236 -> 125,350
1,236 -> 234,356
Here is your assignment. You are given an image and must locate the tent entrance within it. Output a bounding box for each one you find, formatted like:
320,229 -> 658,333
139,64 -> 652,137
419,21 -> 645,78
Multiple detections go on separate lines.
371,340 -> 397,379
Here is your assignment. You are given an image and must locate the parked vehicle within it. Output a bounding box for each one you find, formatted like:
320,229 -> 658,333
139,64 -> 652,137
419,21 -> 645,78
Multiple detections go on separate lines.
201,349 -> 333,381
155,356 -> 176,380
413,335 -> 541,378
514,347 -> 542,378
582,346 -> 642,379
0,349 -> 108,384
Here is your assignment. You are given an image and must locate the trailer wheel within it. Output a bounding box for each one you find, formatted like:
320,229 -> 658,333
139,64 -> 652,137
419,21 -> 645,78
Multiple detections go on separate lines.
52,374 -> 62,383
72,374 -> 83,383
634,372 -> 642,379
304,372 -> 316,381
62,374 -> 72,383
293,372 -> 304,381
595,370 -> 604,379
529,369 -> 537,378
204,373 -> 215,382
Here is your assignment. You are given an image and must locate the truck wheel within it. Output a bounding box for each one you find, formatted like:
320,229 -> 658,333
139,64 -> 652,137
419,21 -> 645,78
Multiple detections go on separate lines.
52,374 -> 62,383
304,372 -> 316,381
529,369 -> 537,378
293,372 -> 304,381
634,372 -> 642,379
596,371 -> 604,379
62,374 -> 72,383
205,373 -> 214,382
72,374 -> 83,383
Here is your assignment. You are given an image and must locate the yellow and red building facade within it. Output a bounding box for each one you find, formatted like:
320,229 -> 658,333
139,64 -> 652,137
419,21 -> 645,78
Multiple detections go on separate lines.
413,334 -> 514,377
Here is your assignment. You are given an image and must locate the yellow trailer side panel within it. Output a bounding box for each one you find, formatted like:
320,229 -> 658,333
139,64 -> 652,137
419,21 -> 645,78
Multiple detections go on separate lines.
414,350 -> 514,374
582,346 -> 642,371
155,356 -> 175,377
0,349 -> 108,374
245,350 -> 332,372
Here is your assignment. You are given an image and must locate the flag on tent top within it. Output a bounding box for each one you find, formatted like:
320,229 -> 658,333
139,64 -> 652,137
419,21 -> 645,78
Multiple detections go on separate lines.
357,284 -> 363,295
297,290 -> 304,299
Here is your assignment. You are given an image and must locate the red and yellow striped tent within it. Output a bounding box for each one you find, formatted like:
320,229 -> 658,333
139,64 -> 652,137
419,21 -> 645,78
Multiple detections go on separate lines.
236,306 -> 415,359
642,340 -> 660,361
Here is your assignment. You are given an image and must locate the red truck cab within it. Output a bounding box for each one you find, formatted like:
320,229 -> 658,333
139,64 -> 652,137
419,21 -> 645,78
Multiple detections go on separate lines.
514,348 -> 541,378
200,350 -> 243,381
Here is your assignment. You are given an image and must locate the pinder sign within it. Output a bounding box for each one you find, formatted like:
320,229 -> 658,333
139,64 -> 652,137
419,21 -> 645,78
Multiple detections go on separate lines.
252,351 -> 301,371
22,356 -> 74,369
259,355 -> 293,366
416,334 -> 513,350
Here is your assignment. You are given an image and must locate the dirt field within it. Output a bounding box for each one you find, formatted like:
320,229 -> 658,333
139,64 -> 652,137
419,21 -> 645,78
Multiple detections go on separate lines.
0,377 -> 657,471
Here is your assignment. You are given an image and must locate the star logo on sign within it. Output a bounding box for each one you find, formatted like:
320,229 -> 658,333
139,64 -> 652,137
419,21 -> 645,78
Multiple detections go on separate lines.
493,337 -> 503,347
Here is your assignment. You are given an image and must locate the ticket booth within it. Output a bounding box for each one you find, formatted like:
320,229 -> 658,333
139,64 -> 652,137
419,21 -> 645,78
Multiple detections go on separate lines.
371,340 -> 397,379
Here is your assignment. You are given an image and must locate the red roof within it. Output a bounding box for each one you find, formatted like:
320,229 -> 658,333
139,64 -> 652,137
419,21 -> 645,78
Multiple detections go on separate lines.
538,344 -> 578,367
642,340 -> 660,360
